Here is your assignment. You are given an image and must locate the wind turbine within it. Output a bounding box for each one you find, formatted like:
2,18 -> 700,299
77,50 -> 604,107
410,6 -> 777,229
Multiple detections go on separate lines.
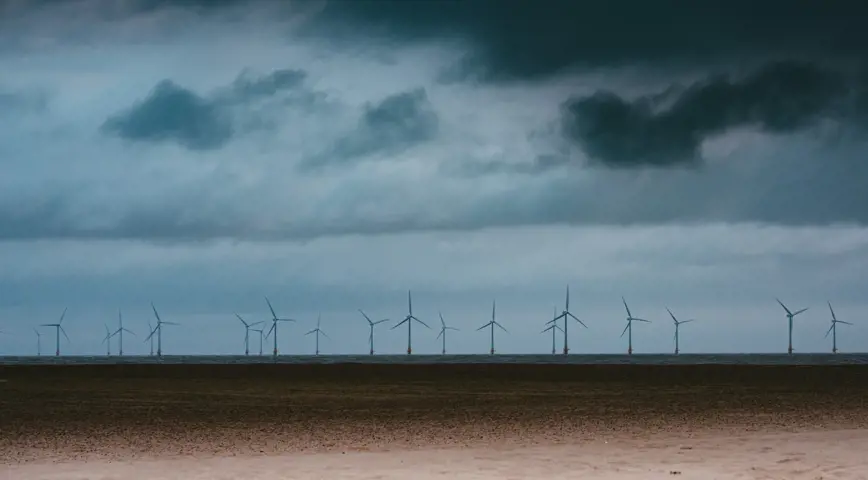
264,297 -> 296,357
666,307 -> 695,355
776,298 -> 808,355
305,315 -> 329,355
359,309 -> 389,355
146,320 -> 154,356
251,328 -> 264,356
33,328 -> 42,356
825,301 -> 853,354
391,290 -> 429,355
477,300 -> 508,355
541,306 -> 564,355
621,297 -> 650,355
40,307 -> 69,357
436,312 -> 459,355
145,303 -> 179,357
235,314 -> 263,356
101,324 -> 115,356
113,309 -> 135,356
546,286 -> 587,354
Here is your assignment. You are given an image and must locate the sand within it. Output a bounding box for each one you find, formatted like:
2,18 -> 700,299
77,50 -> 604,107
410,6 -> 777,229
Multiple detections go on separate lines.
2,363 -> 868,479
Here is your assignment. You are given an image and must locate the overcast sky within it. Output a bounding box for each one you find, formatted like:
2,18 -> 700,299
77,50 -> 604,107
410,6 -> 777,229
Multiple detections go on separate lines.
1,0 -> 867,357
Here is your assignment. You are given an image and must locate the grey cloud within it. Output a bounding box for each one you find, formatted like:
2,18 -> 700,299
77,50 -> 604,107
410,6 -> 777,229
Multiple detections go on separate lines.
302,88 -> 438,169
558,61 -> 866,168
101,80 -> 233,150
101,69 -> 311,150
314,0 -> 868,83
0,89 -> 48,114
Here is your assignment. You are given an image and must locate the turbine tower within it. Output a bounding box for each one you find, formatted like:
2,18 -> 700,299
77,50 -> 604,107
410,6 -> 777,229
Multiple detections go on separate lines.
265,297 -> 296,358
436,312 -> 459,355
101,324 -> 115,356
359,309 -> 389,355
145,303 -> 179,357
146,320 -> 154,356
541,306 -> 564,355
546,286 -> 587,354
251,328 -> 265,356
477,300 -> 507,355
305,315 -> 329,355
666,307 -> 695,355
40,307 -> 69,357
776,298 -> 808,355
825,301 -> 853,354
235,314 -> 263,356
33,328 -> 42,356
391,290 -> 429,355
113,309 -> 135,356
621,297 -> 650,355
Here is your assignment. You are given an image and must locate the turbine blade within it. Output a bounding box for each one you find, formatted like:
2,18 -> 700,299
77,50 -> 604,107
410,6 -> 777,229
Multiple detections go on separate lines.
305,329 -> 316,335
358,309 -> 373,324
828,301 -> 837,322
265,297 -> 278,319
476,323 -> 490,331
447,327 -> 460,331
824,325 -> 834,338
123,328 -> 137,336
633,318 -> 651,323
412,316 -> 431,329
235,314 -> 249,327
58,307 -> 68,325
162,321 -> 180,326
320,330 -> 330,340
838,320 -> 854,326
495,322 -> 508,333
541,325 -> 554,334
776,298 -> 792,316
437,329 -> 444,339
390,317 -> 410,329
439,312 -> 446,328
373,319 -> 389,325
622,297 -> 632,318
60,326 -> 70,343
265,323 -> 275,339
680,319 -> 695,324
250,321 -> 263,327
620,323 -> 630,337
666,307 -> 677,323
567,312 -> 587,328
555,324 -> 564,333
792,307 -> 809,316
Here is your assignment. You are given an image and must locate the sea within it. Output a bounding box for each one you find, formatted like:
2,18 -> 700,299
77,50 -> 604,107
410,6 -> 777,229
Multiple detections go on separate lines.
2,353 -> 868,365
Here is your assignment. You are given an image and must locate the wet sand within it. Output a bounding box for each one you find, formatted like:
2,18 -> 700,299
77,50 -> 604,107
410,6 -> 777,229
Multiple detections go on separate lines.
2,363 -> 867,478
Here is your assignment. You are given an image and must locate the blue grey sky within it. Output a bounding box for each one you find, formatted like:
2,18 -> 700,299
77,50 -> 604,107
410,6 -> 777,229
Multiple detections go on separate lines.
1,0 -> 867,356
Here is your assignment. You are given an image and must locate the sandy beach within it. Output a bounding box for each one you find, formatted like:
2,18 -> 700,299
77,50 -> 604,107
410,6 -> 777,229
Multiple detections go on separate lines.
2,363 -> 867,479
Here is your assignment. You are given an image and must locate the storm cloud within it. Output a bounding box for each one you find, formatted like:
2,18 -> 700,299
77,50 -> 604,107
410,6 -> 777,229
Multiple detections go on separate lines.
559,61 -> 866,168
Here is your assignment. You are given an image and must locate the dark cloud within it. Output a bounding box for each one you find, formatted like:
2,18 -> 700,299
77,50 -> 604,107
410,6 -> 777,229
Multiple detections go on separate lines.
315,0 -> 868,83
302,88 -> 439,169
102,80 -> 233,150
101,69 -> 310,150
559,61 -> 866,168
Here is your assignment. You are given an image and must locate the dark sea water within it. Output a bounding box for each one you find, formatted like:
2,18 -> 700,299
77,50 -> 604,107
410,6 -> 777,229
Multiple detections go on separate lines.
2,353 -> 867,366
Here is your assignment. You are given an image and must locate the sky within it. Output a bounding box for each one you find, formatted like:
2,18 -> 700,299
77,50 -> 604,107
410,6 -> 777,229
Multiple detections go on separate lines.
1,0 -> 867,356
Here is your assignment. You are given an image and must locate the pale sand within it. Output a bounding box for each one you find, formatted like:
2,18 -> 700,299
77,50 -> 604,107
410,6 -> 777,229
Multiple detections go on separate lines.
7,429 -> 868,480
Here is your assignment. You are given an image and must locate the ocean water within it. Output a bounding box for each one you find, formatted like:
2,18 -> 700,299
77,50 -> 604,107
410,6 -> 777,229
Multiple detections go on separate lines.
1,353 -> 867,366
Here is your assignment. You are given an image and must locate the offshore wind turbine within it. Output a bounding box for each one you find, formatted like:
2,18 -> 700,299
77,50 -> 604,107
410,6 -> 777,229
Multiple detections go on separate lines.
825,301 -> 853,354
621,297 -> 650,355
391,290 -> 430,355
33,328 -> 42,356
359,309 -> 389,355
40,307 -> 69,357
265,297 -> 296,357
776,298 -> 808,355
145,303 -> 179,357
666,307 -> 695,355
113,309 -> 135,356
477,300 -> 507,355
541,306 -> 564,355
546,286 -> 587,354
101,324 -> 115,356
436,312 -> 459,355
235,314 -> 263,356
251,328 -> 264,356
305,315 -> 329,355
